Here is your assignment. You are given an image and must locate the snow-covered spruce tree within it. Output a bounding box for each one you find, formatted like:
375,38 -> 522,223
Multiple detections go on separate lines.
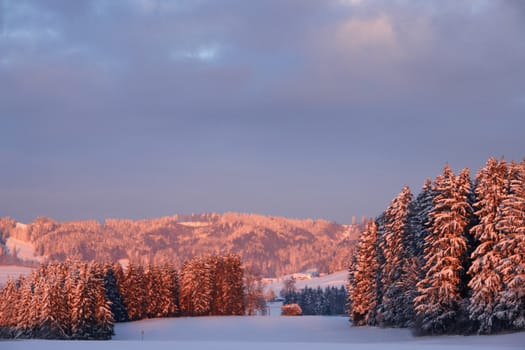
414,166 -> 472,335
399,255 -> 420,327
57,263 -> 73,337
179,256 -> 214,316
121,262 -> 148,321
408,178 -> 435,267
179,259 -> 195,316
103,263 -> 128,322
346,252 -> 357,319
15,275 -> 35,338
195,256 -> 215,316
71,264 -> 96,339
314,287 -> 329,315
27,267 -> 48,338
145,264 -> 163,318
468,158 -> 508,334
328,286 -> 347,315
69,262 -> 114,340
494,160 -> 525,330
284,289 -> 298,305
350,219 -> 379,326
91,263 -> 114,340
301,287 -> 315,315
210,255 -> 225,315
158,263 -> 180,317
220,254 -> 245,315
64,260 -> 81,337
377,186 -> 413,327
373,214 -> 386,318
38,263 -> 70,339
0,279 -> 19,337
400,184 -> 432,329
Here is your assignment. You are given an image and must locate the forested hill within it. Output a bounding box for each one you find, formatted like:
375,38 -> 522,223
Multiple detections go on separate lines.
0,213 -> 362,277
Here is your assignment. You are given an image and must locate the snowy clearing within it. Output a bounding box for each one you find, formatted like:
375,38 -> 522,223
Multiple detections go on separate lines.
264,270 -> 348,295
2,315 -> 524,349
178,221 -> 211,227
5,237 -> 43,263
0,265 -> 34,286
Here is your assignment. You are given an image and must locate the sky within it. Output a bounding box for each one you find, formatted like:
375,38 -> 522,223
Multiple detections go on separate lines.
1,0 -> 524,224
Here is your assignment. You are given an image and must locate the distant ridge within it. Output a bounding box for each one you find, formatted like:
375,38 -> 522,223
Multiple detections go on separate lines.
0,213 -> 362,277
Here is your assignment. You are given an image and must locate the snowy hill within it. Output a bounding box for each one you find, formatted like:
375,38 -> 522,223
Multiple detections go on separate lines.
2,316 -> 524,349
264,270 -> 348,295
0,214 -> 362,276
5,236 -> 43,263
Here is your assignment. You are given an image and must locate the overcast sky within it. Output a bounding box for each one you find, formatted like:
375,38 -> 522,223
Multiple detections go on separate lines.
1,0 -> 524,223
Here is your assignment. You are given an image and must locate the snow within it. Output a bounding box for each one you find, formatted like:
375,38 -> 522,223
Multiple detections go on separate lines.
178,221 -> 211,227
0,265 -> 34,286
264,270 -> 348,295
5,237 -> 44,263
2,316 -> 524,349
118,258 -> 130,270
15,222 -> 28,230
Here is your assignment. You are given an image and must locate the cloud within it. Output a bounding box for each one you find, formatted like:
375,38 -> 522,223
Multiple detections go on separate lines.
170,44 -> 221,63
2,0 -> 523,123
337,14 -> 398,52
1,0 -> 524,222
339,0 -> 363,6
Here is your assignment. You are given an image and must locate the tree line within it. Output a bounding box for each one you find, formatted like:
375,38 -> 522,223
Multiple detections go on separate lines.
282,285 -> 347,316
348,157 -> 525,335
0,254 -> 249,339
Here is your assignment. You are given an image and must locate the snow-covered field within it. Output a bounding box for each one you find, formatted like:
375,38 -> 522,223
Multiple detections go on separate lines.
0,265 -> 34,286
178,221 -> 211,227
264,270 -> 348,295
5,237 -> 43,263
2,315 -> 524,349
1,269 -> 523,349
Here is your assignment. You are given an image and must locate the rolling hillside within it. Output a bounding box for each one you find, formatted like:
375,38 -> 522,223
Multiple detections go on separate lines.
0,213 -> 362,277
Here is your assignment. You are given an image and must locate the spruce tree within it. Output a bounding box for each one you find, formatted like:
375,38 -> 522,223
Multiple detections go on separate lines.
103,263 -> 128,322
350,219 -> 379,326
414,165 -> 472,335
159,263 -> 180,317
221,254 -> 244,315
0,279 -> 19,337
408,178 -> 435,267
71,264 -> 95,339
121,263 -> 147,321
493,161 -> 525,330
29,268 -> 48,338
336,286 -> 348,315
15,276 -> 35,338
38,264 -> 69,339
91,263 -> 114,339
145,265 -> 163,318
468,158 -> 508,334
179,256 -> 214,316
377,186 -> 413,327
179,259 -> 195,316
64,261 -> 80,337
315,287 -> 328,315
346,253 -> 357,319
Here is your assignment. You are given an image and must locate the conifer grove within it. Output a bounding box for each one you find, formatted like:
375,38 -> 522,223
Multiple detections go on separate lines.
0,254 -> 246,339
348,157 -> 525,335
